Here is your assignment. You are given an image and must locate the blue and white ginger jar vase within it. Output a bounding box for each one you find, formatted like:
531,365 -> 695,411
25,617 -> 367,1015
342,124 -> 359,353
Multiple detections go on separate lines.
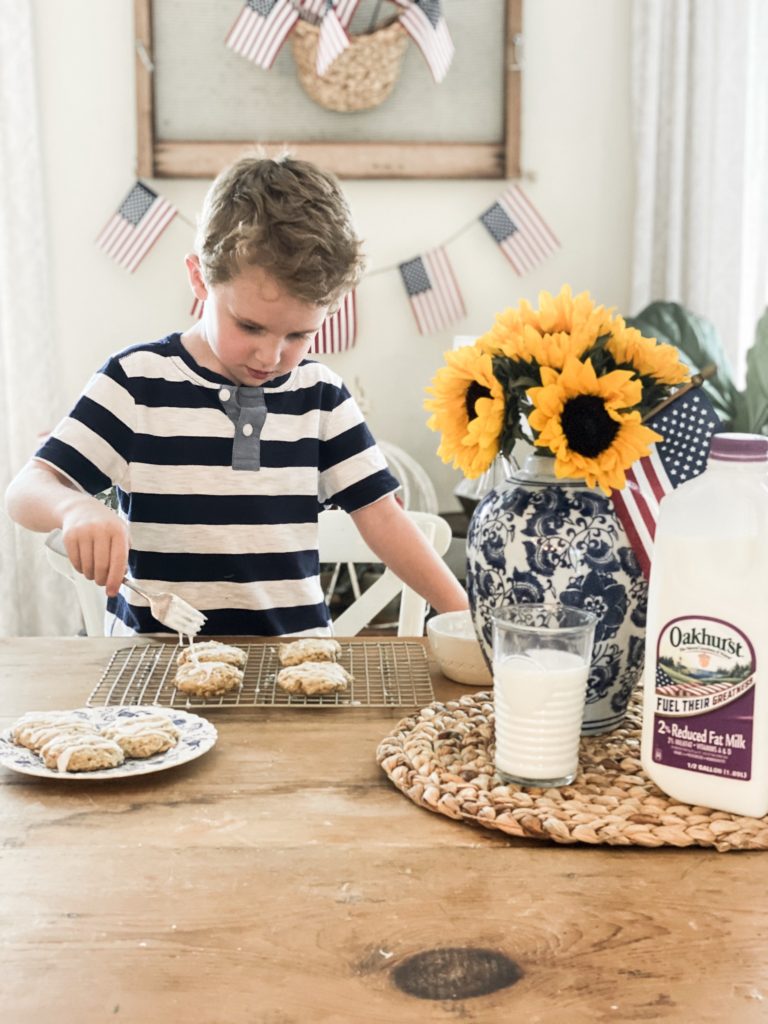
466,453 -> 647,735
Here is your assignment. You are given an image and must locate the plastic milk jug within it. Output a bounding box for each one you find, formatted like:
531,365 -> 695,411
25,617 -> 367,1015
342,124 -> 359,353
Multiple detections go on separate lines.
641,432 -> 768,816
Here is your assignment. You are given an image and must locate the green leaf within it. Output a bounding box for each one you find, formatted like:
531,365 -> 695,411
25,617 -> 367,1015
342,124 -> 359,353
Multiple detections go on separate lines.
740,307 -> 768,434
626,301 -> 739,425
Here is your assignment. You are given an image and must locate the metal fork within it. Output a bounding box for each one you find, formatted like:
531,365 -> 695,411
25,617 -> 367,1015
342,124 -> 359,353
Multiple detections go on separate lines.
46,530 -> 207,636
119,578 -> 207,636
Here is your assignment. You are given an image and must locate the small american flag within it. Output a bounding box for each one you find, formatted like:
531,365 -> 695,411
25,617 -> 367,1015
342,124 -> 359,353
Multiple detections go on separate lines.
316,2 -> 349,75
96,182 -> 177,274
298,0 -> 358,23
398,246 -> 465,336
190,295 -> 204,320
397,0 -> 454,83
480,185 -> 560,276
225,0 -> 300,69
308,290 -> 357,354
612,388 -> 721,578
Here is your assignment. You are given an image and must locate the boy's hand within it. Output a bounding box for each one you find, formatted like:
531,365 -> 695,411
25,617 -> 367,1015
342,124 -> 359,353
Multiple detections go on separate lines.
60,501 -> 130,597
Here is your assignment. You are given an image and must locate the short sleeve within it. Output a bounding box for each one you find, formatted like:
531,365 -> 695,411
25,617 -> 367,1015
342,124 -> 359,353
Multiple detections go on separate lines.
34,356 -> 136,496
317,384 -> 399,513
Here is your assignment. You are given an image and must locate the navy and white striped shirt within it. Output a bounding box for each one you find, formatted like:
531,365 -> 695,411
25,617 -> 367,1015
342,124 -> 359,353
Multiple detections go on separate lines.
36,333 -> 399,636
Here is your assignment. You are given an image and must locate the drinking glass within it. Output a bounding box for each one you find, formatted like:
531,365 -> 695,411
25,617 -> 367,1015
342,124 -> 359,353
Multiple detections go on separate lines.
492,603 -> 597,787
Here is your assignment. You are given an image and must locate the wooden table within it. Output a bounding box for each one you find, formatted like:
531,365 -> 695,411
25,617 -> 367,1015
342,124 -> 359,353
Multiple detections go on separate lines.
1,636 -> 766,1023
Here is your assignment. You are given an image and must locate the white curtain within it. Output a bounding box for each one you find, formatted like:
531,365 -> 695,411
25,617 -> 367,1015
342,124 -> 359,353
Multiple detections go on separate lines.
0,2 -> 80,635
630,0 -> 768,382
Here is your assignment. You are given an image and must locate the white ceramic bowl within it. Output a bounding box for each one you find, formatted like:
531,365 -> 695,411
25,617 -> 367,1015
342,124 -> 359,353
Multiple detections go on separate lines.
427,610 -> 493,687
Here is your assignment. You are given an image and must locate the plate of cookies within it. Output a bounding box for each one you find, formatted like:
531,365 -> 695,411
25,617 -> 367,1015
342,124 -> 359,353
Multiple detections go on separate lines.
0,705 -> 217,779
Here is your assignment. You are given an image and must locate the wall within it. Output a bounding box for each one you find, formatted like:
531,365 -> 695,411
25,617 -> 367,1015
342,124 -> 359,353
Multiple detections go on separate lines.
32,0 -> 633,511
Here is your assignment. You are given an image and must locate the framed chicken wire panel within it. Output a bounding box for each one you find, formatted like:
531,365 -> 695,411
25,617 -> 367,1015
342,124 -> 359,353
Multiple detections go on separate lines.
135,0 -> 522,179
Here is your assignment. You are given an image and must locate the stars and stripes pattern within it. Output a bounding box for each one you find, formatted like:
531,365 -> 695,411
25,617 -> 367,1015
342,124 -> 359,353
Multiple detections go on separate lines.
225,0 -> 300,69
309,290 -> 357,354
298,0 -> 358,23
398,246 -> 465,335
95,183 -> 177,274
611,389 -> 721,578
396,0 -> 454,82
316,3 -> 349,76
298,0 -> 360,75
480,185 -> 560,276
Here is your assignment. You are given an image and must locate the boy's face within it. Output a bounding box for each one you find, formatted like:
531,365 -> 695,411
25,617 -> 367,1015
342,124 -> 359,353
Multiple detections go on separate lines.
186,258 -> 328,387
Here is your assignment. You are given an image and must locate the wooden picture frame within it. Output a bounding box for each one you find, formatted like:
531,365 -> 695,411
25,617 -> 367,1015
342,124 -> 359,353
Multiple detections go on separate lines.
135,0 -> 522,180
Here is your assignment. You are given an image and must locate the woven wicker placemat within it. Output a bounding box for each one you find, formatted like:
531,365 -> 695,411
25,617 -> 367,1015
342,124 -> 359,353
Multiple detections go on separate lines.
376,691 -> 768,852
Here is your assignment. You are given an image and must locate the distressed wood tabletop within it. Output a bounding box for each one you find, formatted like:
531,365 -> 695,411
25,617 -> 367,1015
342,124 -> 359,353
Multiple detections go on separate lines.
1,636 -> 766,1023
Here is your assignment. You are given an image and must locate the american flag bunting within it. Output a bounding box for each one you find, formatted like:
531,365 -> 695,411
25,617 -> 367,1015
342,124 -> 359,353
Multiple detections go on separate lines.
96,183 -> 177,274
480,185 -> 560,276
397,0 -> 454,83
398,246 -> 465,335
309,290 -> 357,354
225,0 -> 300,69
611,388 -> 721,578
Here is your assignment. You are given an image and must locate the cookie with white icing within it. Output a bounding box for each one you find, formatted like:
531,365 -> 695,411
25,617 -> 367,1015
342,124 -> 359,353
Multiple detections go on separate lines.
177,640 -> 247,668
175,660 -> 243,698
102,713 -> 181,758
38,733 -> 125,773
277,638 -> 342,667
11,712 -> 97,752
276,661 -> 352,696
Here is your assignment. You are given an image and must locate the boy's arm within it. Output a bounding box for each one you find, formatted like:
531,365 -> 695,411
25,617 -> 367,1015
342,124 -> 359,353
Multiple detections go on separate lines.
349,495 -> 469,615
5,460 -> 129,597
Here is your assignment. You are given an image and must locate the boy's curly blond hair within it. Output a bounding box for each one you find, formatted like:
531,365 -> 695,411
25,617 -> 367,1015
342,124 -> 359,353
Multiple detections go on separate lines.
195,154 -> 364,309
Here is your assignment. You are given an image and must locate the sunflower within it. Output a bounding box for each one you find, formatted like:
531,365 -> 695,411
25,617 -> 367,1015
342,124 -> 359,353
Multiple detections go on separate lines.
476,285 -> 615,371
606,317 -> 690,386
425,345 -> 505,478
527,357 -> 662,494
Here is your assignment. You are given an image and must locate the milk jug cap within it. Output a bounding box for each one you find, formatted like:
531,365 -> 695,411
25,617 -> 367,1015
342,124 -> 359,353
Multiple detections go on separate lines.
709,432 -> 768,463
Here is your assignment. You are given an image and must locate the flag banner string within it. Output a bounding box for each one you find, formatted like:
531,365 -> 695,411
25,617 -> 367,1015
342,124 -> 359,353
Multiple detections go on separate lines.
97,178 -> 560,348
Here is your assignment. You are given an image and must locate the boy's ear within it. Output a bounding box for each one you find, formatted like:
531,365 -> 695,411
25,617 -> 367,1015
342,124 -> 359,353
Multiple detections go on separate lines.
185,254 -> 208,300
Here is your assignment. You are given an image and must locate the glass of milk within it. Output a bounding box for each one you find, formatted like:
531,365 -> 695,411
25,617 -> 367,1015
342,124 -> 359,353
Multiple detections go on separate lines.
492,603 -> 597,787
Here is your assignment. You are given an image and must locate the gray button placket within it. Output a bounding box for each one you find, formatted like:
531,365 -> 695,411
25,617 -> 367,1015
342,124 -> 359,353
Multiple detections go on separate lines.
218,385 -> 268,471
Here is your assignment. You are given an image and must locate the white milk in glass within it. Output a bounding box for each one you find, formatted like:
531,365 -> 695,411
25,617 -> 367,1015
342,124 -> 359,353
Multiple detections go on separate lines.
641,433 -> 768,816
494,647 -> 589,783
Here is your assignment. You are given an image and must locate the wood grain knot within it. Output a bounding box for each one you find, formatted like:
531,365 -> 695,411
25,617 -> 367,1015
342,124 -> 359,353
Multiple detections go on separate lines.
392,946 -> 522,1000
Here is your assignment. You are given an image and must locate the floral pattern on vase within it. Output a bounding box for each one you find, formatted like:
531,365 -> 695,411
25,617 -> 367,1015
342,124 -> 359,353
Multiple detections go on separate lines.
466,454 -> 648,735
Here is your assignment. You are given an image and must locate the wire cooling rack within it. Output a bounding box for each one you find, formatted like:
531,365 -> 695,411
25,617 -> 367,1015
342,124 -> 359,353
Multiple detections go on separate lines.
87,641 -> 434,710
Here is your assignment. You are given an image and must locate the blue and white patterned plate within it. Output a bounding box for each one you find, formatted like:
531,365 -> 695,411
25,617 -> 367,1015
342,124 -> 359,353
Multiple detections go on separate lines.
0,706 -> 217,780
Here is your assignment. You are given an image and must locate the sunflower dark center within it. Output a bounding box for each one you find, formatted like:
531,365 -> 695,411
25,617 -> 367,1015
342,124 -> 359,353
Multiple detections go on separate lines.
465,381 -> 491,421
560,394 -> 620,457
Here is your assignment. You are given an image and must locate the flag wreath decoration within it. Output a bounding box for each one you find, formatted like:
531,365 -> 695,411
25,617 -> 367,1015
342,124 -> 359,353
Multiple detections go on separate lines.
225,0 -> 454,81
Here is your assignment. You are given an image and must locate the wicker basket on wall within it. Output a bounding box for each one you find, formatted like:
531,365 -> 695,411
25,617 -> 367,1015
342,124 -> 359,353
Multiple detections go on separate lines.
290,16 -> 409,113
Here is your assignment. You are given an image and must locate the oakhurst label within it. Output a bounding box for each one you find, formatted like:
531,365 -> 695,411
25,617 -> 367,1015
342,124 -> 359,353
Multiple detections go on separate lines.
651,615 -> 755,781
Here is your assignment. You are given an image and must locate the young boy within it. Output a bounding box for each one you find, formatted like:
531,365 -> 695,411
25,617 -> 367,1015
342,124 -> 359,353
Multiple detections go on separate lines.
6,155 -> 468,636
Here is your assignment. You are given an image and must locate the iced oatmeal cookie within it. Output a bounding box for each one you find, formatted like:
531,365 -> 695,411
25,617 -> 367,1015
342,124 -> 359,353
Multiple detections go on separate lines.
176,641 -> 247,668
277,638 -> 342,667
276,661 -> 352,696
11,711 -> 97,751
175,660 -> 243,698
102,712 -> 181,759
38,733 -> 125,773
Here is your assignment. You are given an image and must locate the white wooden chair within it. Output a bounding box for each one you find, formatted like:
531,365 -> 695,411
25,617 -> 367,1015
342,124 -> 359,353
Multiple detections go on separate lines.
45,508 -> 453,637
318,509 -> 452,636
